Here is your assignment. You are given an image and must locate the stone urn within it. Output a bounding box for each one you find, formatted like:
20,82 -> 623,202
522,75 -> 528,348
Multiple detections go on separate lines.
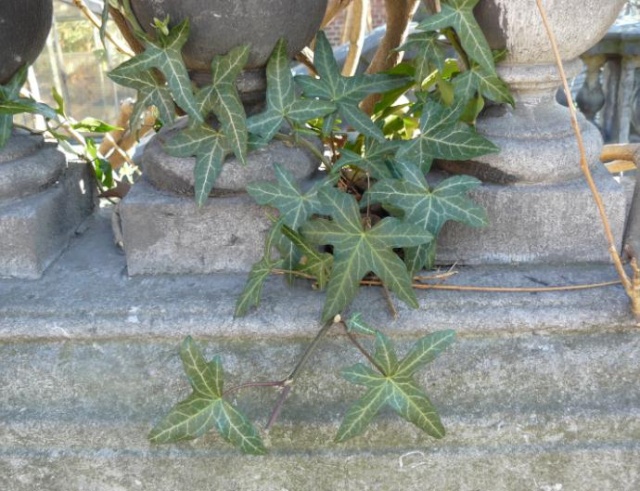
459,0 -> 627,184
0,0 -> 52,84
437,0 -> 629,264
121,0 -> 328,101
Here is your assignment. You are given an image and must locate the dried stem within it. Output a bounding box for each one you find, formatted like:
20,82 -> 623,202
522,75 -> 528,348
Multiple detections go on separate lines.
535,0 -> 638,319
71,0 -> 134,56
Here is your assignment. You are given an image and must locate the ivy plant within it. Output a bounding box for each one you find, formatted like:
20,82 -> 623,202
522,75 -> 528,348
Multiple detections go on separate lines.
102,0 -> 511,455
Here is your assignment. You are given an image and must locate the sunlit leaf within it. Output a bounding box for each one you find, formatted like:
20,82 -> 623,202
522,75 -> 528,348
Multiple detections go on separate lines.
396,330 -> 456,377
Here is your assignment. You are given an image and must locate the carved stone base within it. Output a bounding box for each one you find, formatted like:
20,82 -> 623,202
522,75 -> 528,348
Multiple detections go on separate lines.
436,164 -> 628,264
119,178 -> 272,275
0,161 -> 95,279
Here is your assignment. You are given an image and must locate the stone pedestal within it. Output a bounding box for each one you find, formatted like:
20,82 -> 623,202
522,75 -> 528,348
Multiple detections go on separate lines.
119,130 -> 321,275
0,130 -> 95,278
436,0 -> 629,264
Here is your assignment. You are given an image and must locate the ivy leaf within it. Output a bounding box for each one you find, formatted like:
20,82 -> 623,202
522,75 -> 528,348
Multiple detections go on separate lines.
396,99 -> 499,173
234,256 -> 284,317
164,122 -> 231,205
247,164 -> 332,274
453,65 -> 514,106
301,187 -> 432,322
296,31 -> 410,140
417,0 -> 495,74
373,332 -> 399,375
107,69 -> 176,127
335,378 -> 389,442
213,399 -> 268,455
180,336 -> 223,398
336,330 -> 454,442
367,159 -> 486,272
399,31 -> 447,82
196,45 -> 250,164
280,224 -> 333,290
345,313 -> 377,336
109,19 -> 202,123
247,39 -> 336,141
334,139 -> 401,180
396,330 -> 456,377
385,376 -> 445,438
149,337 -> 266,455
0,66 -> 57,145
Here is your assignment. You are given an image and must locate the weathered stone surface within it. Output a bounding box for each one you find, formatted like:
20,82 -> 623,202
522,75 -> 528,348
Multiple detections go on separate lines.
0,210 -> 638,490
436,164 -> 627,264
119,178 -> 271,275
0,160 -> 95,279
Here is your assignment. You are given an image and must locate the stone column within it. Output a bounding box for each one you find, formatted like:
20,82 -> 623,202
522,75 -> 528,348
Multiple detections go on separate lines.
116,0 -> 328,275
437,0 -> 630,264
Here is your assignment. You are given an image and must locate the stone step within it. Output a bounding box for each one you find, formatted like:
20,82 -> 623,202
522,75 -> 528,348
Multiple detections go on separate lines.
1,210 -> 639,490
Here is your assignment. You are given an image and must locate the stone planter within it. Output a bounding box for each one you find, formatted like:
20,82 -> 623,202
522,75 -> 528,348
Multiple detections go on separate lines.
117,1 -> 329,275
0,0 -> 52,84
0,0 -> 95,278
437,0 -> 629,264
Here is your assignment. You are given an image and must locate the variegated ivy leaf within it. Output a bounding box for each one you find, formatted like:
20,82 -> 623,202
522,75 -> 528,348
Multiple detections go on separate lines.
399,31 -> 447,83
235,219 -> 286,317
336,329 -> 455,442
395,98 -> 499,173
280,224 -> 333,290
109,19 -> 202,124
367,158 -> 486,273
196,45 -> 251,165
417,0 -> 495,75
453,64 -> 515,107
246,164 -> 333,273
247,39 -> 336,141
301,187 -> 432,323
295,31 -> 410,141
107,69 -> 176,128
164,123 -> 231,205
149,337 -> 267,455
0,66 -> 57,146
333,139 -> 402,180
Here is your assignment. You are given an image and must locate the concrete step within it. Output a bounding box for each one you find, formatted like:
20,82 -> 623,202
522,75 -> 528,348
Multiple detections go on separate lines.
1,210 -> 639,490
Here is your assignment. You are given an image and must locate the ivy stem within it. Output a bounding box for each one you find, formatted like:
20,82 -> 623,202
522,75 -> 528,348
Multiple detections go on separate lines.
341,322 -> 386,374
264,318 -> 337,430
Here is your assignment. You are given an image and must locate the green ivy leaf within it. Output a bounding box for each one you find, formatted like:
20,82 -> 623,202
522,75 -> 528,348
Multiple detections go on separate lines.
164,123 -> 231,205
334,139 -> 402,181
417,0 -> 495,74
337,329 -> 454,442
400,31 -> 447,82
0,66 -> 58,146
453,65 -> 515,106
149,337 -> 266,455
107,69 -> 176,127
344,313 -> 377,336
196,45 -> 250,164
247,39 -> 336,141
367,159 -> 486,272
109,19 -> 202,123
234,256 -> 284,317
396,330 -> 456,377
396,99 -> 499,173
296,31 -> 410,140
180,336 -> 223,398
213,399 -> 268,455
280,224 -> 333,290
385,376 -> 445,438
373,331 -> 399,375
301,187 -> 432,322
